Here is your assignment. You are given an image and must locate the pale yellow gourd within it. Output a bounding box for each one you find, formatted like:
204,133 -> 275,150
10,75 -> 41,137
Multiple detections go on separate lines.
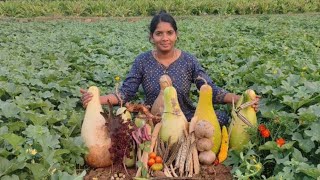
160,86 -> 188,146
151,74 -> 172,116
194,78 -> 221,154
229,89 -> 257,152
81,86 -> 112,168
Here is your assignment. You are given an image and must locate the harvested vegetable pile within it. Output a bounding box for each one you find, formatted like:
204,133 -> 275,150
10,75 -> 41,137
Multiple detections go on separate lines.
80,75 -> 258,179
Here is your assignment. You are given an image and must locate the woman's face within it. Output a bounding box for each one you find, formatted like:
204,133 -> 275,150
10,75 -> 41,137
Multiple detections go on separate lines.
151,21 -> 177,52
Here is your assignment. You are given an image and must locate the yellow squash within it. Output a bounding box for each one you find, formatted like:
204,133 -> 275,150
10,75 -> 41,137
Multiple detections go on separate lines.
194,78 -> 221,154
217,126 -> 228,163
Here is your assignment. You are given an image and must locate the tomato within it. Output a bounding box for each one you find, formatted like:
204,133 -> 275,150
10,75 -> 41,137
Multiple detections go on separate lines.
258,124 -> 266,132
260,129 -> 270,138
148,152 -> 157,159
276,138 -> 285,147
147,158 -> 155,167
155,156 -> 163,163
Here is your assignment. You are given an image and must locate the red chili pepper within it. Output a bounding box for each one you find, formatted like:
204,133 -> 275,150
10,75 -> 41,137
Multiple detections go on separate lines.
260,129 -> 270,138
258,124 -> 266,132
276,138 -> 286,147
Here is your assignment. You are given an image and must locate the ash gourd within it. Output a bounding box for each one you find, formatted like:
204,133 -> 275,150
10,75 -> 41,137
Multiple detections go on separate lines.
81,86 -> 112,168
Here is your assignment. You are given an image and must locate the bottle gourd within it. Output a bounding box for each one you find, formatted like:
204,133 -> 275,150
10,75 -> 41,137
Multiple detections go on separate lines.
194,78 -> 221,154
81,86 -> 112,168
160,86 -> 188,146
229,89 -> 257,152
151,74 -> 172,116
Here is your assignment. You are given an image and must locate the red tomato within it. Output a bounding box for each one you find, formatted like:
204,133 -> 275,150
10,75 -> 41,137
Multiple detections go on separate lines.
148,158 -> 155,167
148,152 -> 156,159
155,156 -> 163,163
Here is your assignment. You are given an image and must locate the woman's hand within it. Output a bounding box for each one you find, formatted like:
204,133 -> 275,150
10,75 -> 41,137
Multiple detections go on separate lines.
252,95 -> 261,112
80,89 -> 93,108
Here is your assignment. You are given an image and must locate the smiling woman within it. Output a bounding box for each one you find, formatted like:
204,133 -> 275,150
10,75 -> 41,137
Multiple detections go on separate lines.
80,10 -> 260,125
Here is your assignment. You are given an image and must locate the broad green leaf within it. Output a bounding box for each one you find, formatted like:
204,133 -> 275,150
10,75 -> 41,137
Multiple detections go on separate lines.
274,166 -> 295,179
280,141 -> 295,150
21,112 -> 48,126
50,170 -> 86,180
54,149 -> 70,157
298,105 -> 320,123
258,141 -> 278,151
53,125 -> 71,138
0,126 -> 8,135
296,164 -> 320,179
259,141 -> 295,152
6,121 -> 27,132
40,91 -> 54,99
292,132 -> 315,153
23,125 -> 61,151
292,148 -> 308,162
26,163 -> 49,180
304,121 -> 320,142
0,101 -> 20,118
45,110 -> 67,125
282,95 -> 312,112
1,133 -> 25,150
1,174 -> 19,180
0,157 -> 25,177
304,81 -> 320,94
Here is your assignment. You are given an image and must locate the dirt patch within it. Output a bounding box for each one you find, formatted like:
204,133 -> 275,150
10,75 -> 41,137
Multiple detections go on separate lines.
84,163 -> 232,180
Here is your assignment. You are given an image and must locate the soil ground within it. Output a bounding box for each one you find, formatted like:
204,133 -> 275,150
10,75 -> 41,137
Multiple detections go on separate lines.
84,163 -> 232,180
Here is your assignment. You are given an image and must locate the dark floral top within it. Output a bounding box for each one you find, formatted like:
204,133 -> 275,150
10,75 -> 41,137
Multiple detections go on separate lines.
119,50 -> 229,124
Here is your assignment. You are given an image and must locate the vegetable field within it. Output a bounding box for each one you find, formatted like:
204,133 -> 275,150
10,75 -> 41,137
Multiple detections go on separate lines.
1,0 -> 320,17
1,13 -> 320,179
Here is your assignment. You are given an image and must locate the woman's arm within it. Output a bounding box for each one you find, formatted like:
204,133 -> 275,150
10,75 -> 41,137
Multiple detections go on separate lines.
80,89 -> 120,108
223,93 -> 240,104
224,92 -> 260,112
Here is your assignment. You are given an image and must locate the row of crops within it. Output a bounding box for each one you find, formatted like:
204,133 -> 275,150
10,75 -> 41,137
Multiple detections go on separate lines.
0,0 -> 320,17
0,13 -> 319,179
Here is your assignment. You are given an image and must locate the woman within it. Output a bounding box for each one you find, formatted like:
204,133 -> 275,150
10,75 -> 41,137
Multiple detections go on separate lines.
81,11 -> 259,125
